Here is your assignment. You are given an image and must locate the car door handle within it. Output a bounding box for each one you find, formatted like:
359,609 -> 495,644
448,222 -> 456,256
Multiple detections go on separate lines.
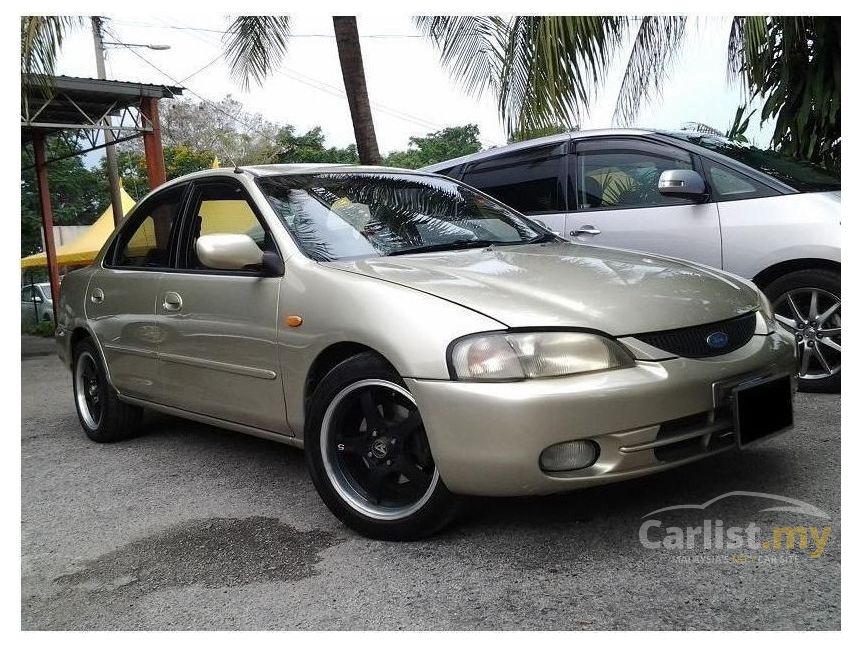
571,225 -> 601,237
90,288 -> 104,304
162,292 -> 183,311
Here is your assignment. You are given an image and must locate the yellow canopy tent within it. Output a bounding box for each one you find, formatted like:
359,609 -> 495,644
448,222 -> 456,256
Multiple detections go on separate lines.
21,186 -> 137,269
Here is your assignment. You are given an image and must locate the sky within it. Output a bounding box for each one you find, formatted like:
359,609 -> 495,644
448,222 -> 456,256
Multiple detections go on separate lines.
53,15 -> 775,160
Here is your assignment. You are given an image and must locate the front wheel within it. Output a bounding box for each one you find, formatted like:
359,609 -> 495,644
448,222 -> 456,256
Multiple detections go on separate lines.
304,353 -> 461,540
766,269 -> 840,393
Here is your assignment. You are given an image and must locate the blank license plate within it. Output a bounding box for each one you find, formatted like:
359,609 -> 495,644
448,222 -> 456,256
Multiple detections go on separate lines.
733,375 -> 794,446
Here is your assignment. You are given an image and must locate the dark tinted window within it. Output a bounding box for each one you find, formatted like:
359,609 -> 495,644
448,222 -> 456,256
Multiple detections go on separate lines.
662,131 -> 840,192
574,139 -> 694,210
435,164 -> 464,180
702,159 -> 779,202
461,144 -> 565,213
110,186 -> 184,268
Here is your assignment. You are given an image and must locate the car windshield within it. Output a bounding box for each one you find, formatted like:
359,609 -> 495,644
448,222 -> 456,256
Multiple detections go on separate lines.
256,172 -> 551,261
662,131 -> 840,192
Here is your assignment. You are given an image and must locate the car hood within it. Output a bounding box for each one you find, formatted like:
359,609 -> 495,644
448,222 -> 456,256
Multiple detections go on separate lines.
330,242 -> 760,336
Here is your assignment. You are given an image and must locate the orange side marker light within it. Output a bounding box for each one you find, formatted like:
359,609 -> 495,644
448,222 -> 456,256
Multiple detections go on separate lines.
285,315 -> 303,328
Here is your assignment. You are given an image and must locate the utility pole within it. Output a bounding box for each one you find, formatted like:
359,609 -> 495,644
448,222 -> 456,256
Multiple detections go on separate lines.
91,16 -> 125,226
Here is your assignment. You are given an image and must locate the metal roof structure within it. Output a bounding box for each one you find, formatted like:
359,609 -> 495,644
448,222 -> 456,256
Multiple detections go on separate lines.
21,75 -> 183,165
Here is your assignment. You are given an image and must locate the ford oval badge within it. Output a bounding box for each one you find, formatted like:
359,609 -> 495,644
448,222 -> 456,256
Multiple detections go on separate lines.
706,331 -> 729,349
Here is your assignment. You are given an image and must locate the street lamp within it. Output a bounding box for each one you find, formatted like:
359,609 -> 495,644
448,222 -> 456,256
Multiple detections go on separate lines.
102,42 -> 171,50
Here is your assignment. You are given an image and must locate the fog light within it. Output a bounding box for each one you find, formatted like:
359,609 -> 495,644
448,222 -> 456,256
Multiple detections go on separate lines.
540,440 -> 599,472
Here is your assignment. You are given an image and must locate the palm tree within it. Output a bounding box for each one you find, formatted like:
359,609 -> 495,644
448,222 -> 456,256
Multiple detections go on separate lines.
223,16 -> 381,165
21,15 -> 383,165
417,16 -> 840,169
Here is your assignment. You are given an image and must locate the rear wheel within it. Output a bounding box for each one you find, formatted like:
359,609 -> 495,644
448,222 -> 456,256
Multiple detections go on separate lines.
72,338 -> 143,442
305,353 -> 460,540
765,269 -> 840,393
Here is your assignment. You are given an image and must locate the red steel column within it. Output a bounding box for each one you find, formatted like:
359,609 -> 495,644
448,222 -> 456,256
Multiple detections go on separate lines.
32,132 -> 61,322
140,97 -> 166,189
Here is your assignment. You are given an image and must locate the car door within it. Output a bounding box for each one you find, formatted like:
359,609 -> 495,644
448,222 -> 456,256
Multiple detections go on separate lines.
566,138 -> 722,268
460,141 -> 569,234
86,183 -> 188,402
156,177 -> 287,433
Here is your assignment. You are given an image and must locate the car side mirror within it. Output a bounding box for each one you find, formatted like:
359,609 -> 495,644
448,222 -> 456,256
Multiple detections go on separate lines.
658,169 -> 708,202
31,294 -> 43,303
197,233 -> 266,271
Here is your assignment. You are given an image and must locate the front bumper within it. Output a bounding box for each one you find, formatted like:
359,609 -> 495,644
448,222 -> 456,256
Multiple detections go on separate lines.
406,330 -> 796,496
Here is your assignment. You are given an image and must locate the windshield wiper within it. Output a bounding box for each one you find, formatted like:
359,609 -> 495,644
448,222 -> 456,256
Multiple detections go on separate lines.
387,239 -> 498,256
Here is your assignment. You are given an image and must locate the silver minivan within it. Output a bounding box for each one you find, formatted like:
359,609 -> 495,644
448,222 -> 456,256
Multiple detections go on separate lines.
424,129 -> 841,392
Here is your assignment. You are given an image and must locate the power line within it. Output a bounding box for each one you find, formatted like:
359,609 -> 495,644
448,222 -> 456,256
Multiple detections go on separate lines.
112,19 -> 422,38
103,26 -> 281,153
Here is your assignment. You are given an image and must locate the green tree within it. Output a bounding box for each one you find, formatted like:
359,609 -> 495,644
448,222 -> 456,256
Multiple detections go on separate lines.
508,123 -> 574,144
383,125 -> 482,169
273,126 -> 359,164
21,140 -> 108,256
115,145 -> 217,201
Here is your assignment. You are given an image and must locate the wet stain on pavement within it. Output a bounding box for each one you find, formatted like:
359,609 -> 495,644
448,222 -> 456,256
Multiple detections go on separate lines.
55,517 -> 342,594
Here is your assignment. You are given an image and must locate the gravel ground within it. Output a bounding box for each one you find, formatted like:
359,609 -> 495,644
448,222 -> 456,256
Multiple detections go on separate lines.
21,349 -> 840,630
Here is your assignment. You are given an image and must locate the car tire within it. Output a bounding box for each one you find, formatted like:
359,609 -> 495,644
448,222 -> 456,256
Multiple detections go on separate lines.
72,338 -> 143,442
764,268 -> 840,393
304,352 -> 461,540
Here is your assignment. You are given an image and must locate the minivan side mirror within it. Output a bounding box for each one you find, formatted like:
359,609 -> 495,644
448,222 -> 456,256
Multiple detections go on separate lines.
197,233 -> 269,272
32,295 -> 43,304
658,169 -> 708,202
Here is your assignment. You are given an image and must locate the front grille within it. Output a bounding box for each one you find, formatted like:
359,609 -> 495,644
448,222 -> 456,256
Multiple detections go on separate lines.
634,313 -> 757,358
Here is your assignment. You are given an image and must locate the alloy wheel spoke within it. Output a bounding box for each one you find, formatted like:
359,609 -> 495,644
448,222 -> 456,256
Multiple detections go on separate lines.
786,294 -> 806,324
808,290 -> 819,321
799,347 -> 811,376
817,301 -> 840,325
397,458 -> 431,488
774,314 -> 797,331
390,411 -> 422,440
812,344 -> 832,375
364,467 -> 390,505
819,336 -> 841,352
360,390 -> 386,431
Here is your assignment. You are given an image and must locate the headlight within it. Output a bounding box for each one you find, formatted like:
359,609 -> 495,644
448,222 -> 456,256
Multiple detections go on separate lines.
449,331 -> 634,381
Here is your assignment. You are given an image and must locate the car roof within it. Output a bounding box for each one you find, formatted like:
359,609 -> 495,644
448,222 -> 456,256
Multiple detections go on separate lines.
420,128 -> 657,172
156,163 -> 427,188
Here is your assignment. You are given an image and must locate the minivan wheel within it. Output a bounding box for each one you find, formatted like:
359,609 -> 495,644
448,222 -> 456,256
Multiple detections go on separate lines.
765,269 -> 840,393
304,352 -> 461,540
72,338 -> 143,442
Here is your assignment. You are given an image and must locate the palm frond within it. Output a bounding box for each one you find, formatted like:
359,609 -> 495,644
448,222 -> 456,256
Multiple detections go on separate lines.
419,16 -> 628,140
21,15 -> 84,98
414,16 -> 505,99
613,16 -> 687,126
223,16 -> 292,90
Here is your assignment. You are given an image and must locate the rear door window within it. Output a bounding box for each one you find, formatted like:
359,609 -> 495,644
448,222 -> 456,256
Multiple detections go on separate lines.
109,185 -> 186,269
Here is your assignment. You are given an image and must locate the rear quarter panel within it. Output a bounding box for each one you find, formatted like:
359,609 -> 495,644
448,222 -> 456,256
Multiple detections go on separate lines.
718,192 -> 841,279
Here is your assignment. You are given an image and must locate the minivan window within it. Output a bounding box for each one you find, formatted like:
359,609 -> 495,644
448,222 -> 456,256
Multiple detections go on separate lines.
702,159 -> 779,202
662,131 -> 840,192
110,186 -> 185,269
257,172 -> 548,262
461,144 -> 565,214
574,139 -> 694,210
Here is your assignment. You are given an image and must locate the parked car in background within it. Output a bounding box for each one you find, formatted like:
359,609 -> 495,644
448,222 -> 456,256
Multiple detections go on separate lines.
423,129 -> 841,392
21,282 -> 53,325
57,165 -> 796,539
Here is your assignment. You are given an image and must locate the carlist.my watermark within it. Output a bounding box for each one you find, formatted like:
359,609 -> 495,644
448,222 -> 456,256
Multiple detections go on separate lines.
638,491 -> 833,562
